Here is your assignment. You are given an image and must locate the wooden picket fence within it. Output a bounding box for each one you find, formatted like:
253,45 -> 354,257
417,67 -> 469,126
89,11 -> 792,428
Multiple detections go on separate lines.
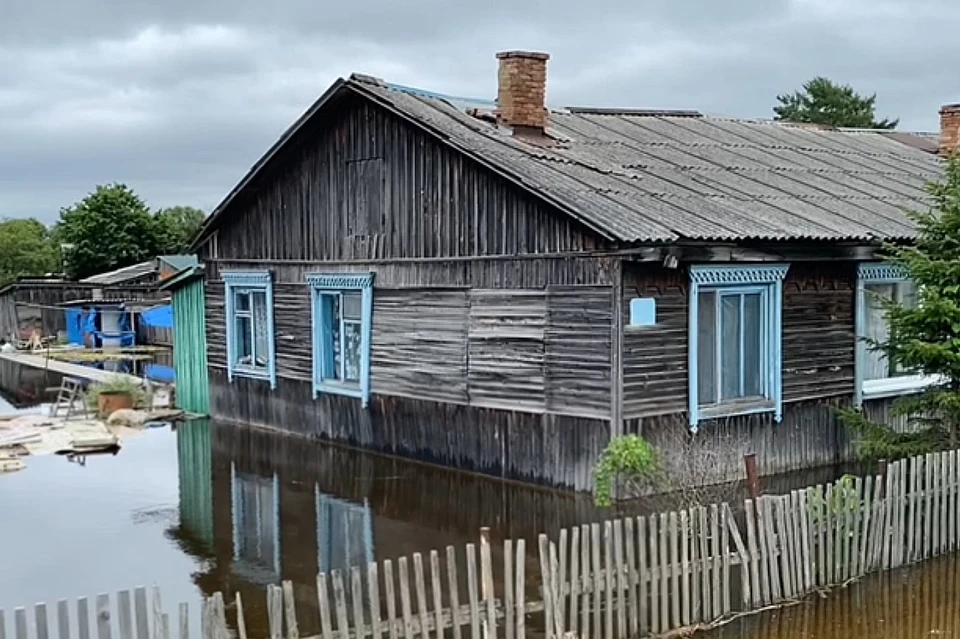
4,449 -> 960,639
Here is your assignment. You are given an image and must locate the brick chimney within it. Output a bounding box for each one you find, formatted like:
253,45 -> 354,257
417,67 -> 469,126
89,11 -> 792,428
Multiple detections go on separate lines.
939,104 -> 960,156
496,51 -> 550,135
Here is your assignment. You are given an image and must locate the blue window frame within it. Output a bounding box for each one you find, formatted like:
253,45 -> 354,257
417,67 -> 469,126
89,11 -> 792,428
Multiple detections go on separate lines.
223,271 -> 277,389
688,264 -> 789,429
855,262 -> 934,405
307,273 -> 374,406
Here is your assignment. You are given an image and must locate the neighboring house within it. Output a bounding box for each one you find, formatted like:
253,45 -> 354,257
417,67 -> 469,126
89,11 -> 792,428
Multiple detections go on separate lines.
0,256 -> 196,347
183,50 -> 952,491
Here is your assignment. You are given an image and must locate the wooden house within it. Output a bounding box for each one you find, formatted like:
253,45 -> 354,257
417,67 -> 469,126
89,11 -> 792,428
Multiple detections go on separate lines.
184,51 -> 950,491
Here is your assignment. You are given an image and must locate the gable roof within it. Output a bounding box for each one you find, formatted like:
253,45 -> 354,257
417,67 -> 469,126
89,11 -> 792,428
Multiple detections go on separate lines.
195,75 -> 944,248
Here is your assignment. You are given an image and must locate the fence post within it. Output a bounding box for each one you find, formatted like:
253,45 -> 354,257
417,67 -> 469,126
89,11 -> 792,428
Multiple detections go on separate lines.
480,528 -> 497,639
744,454 -> 761,501
878,459 -> 888,498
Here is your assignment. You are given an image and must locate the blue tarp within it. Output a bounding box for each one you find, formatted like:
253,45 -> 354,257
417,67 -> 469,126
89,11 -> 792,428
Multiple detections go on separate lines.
144,363 -> 176,384
141,305 -> 173,329
83,308 -> 98,335
65,309 -> 84,345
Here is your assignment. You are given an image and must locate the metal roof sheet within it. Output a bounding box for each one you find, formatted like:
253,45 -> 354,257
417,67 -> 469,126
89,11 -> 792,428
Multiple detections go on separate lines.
79,260 -> 157,285
352,77 -> 943,243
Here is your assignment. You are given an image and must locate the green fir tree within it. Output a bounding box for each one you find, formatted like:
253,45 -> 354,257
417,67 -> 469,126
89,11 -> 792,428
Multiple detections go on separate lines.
774,77 -> 898,129
840,155 -> 960,459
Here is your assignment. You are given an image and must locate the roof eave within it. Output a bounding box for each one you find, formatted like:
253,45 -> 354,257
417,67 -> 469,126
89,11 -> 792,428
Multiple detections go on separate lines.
159,265 -> 205,292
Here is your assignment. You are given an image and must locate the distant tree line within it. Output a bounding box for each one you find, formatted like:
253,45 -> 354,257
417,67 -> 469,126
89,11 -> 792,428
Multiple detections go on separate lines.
0,184 -> 205,286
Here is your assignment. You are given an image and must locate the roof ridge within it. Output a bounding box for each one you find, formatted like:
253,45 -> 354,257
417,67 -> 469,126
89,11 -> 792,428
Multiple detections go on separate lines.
352,75 -> 498,109
564,107 -> 703,118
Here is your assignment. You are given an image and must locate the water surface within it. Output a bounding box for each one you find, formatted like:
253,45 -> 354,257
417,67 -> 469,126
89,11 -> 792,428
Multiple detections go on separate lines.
4,359 -> 959,639
701,554 -> 960,638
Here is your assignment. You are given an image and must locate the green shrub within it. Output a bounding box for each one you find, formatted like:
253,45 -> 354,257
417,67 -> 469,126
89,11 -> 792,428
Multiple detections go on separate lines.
594,435 -> 660,507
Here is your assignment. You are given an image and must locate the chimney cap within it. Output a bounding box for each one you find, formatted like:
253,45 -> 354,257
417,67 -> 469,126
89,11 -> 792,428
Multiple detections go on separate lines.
496,50 -> 550,61
940,103 -> 960,114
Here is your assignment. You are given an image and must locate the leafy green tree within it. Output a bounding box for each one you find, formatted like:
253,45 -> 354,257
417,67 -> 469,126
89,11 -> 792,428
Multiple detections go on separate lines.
55,184 -> 161,279
0,218 -> 58,287
154,205 -> 206,254
774,77 -> 898,129
840,155 -> 960,459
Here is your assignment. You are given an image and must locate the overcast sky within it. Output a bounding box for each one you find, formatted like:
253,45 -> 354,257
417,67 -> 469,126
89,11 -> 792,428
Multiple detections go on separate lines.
2,0 -> 957,224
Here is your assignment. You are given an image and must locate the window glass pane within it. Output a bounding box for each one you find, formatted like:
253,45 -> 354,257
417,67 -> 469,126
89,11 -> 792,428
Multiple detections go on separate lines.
342,292 -> 362,320
235,291 -> 251,312
332,295 -> 343,379
897,280 -> 917,308
319,295 -> 340,381
343,320 -> 362,381
235,315 -> 253,366
863,283 -> 895,381
697,291 -> 716,406
743,293 -> 763,396
252,291 -> 269,369
316,290 -> 364,387
720,294 -> 742,400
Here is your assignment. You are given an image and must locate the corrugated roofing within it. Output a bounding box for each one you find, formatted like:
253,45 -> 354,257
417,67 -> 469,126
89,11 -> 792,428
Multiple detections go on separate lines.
353,77 -> 944,243
80,260 -> 157,285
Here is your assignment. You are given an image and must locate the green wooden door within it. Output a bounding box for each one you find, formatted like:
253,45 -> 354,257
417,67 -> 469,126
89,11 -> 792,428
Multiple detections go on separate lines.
172,278 -> 210,414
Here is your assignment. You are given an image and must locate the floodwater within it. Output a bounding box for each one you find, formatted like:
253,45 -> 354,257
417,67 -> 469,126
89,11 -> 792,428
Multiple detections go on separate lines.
2,360 -> 960,637
702,554 -> 960,638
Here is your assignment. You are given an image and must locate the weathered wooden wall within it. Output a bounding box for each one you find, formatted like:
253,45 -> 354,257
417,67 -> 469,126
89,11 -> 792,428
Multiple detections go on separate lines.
210,371 -> 608,490
621,262 -> 856,420
206,257 -> 614,421
620,261 -> 880,484
207,94 -> 607,262
205,256 -> 614,489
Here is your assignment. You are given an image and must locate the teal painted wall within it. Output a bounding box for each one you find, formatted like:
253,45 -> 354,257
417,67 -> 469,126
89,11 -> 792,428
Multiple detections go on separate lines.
172,278 -> 210,414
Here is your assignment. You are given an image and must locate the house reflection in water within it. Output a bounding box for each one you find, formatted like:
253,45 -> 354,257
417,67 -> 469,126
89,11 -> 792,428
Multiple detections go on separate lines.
170,419 -> 601,638
230,466 -> 281,585
316,490 -> 373,575
174,420 -> 854,639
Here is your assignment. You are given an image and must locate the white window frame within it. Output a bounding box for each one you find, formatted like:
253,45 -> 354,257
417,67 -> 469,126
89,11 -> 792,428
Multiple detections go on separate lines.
855,263 -> 941,405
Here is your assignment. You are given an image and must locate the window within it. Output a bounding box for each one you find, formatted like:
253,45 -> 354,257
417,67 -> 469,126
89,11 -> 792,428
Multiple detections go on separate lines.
629,298 -> 657,327
856,263 -> 934,403
231,464 -> 280,584
307,273 -> 374,406
224,271 -> 276,388
688,264 -> 789,429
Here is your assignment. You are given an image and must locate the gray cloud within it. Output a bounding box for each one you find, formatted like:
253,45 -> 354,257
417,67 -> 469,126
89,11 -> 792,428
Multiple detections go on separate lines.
1,0 -> 956,223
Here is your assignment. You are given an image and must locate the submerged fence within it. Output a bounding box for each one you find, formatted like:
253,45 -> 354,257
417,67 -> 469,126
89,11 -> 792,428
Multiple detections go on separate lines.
4,449 -> 960,639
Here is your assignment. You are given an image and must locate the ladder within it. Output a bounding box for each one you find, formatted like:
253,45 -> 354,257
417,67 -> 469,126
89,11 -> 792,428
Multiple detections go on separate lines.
49,377 -> 88,419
